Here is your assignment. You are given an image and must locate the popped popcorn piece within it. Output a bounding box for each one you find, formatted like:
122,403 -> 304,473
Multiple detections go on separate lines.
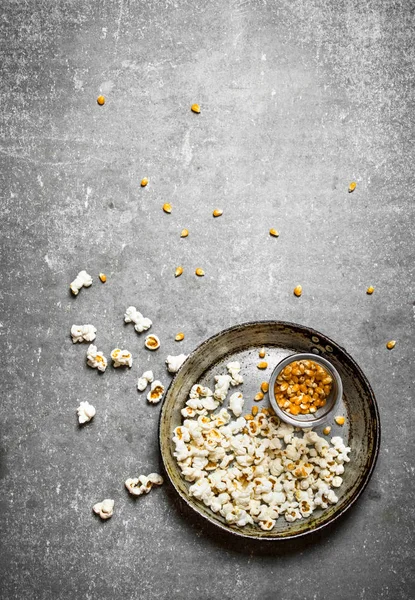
111,348 -> 133,368
137,370 -> 154,391
70,270 -> 92,295
124,306 -> 152,333
147,380 -> 165,404
144,334 -> 161,351
125,473 -> 164,496
71,324 -> 97,344
166,354 -> 188,373
227,361 -> 243,386
214,374 -> 232,401
87,344 -> 107,372
93,499 -> 114,520
77,401 -> 96,424
229,392 -> 244,417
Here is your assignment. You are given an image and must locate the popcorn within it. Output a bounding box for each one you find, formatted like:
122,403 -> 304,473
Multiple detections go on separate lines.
86,344 -> 107,372
227,361 -> 243,386
166,354 -> 188,373
70,270 -> 92,296
229,392 -> 244,417
214,374 -> 232,401
93,499 -> 114,520
111,348 -> 133,368
147,380 -> 165,404
172,369 -> 351,532
144,334 -> 160,350
71,324 -> 97,343
77,401 -> 96,424
125,473 -> 164,496
137,370 -> 154,391
124,306 -> 152,333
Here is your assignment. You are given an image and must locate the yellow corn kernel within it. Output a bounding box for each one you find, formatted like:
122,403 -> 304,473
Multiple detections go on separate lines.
163,203 -> 172,213
366,286 -> 375,295
213,209 -> 223,217
257,361 -> 268,370
97,95 -> 105,105
261,407 -> 270,415
175,266 -> 183,278
191,103 -> 200,114
259,347 -> 266,358
254,392 -> 264,401
334,416 -> 345,426
322,426 -> 331,435
260,381 -> 269,394
195,268 -> 205,277
293,285 -> 302,297
140,177 -> 149,187
99,273 -> 107,283
175,332 -> 185,342
244,414 -> 254,421
348,181 -> 357,193
269,229 -> 279,237
386,340 -> 396,350
180,229 -> 189,238
251,405 -> 259,416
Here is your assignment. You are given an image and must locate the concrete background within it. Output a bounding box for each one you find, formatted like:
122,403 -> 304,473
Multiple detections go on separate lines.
1,0 -> 414,598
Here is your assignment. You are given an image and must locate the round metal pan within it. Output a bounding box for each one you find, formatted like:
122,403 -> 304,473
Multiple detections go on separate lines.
159,321 -> 380,540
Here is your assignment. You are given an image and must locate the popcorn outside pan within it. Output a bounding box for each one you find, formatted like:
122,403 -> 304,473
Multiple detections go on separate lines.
158,321 -> 380,540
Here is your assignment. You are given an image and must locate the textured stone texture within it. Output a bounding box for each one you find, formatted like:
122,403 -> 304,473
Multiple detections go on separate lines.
1,0 -> 414,598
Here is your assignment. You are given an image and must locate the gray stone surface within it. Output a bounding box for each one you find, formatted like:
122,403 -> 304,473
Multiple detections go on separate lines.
1,0 -> 414,598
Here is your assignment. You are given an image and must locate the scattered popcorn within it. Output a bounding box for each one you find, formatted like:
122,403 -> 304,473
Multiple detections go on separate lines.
147,380 -> 165,404
125,473 -> 164,496
93,499 -> 114,520
111,348 -> 133,368
166,354 -> 188,373
87,344 -> 108,372
71,324 -> 97,344
137,370 -> 154,391
144,334 -> 161,350
227,361 -> 243,386
172,368 -> 352,532
77,401 -> 96,424
229,392 -> 244,417
124,306 -> 152,333
70,270 -> 92,296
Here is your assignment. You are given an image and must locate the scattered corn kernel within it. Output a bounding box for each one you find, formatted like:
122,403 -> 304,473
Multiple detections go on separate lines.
191,103 -> 201,114
386,340 -> 396,350
175,332 -> 185,342
260,381 -> 269,394
348,181 -> 357,193
140,177 -> 149,187
97,95 -> 105,105
213,209 -> 223,217
180,229 -> 189,238
261,407 -> 270,415
323,426 -> 331,435
175,267 -> 183,278
366,286 -> 375,295
195,268 -> 205,277
293,285 -> 302,297
257,361 -> 268,370
99,273 -> 107,283
163,203 -> 172,213
334,416 -> 345,426
244,414 -> 254,421
259,347 -> 266,359
269,229 -> 279,237
251,406 -> 259,417
254,392 -> 264,401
